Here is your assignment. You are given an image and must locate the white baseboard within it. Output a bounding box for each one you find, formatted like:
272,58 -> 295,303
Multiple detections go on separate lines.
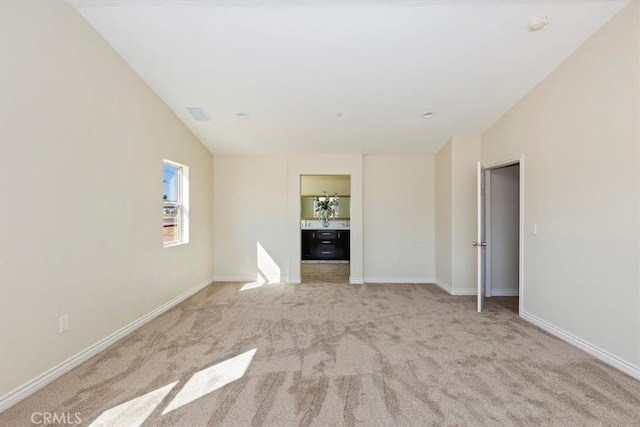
452,289 -> 477,296
288,277 -> 301,284
434,280 -> 477,296
213,276 -> 260,282
491,289 -> 519,297
521,310 -> 640,381
213,276 -> 286,283
434,279 -> 453,294
349,277 -> 364,285
0,276 -> 214,413
364,277 -> 435,284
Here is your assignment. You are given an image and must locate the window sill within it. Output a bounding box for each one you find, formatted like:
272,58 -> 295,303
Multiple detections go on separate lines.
164,241 -> 189,249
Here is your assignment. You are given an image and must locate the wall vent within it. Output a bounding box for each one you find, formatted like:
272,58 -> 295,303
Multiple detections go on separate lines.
187,107 -> 211,121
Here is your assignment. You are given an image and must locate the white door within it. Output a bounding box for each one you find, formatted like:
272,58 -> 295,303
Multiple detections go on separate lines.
475,162 -> 486,312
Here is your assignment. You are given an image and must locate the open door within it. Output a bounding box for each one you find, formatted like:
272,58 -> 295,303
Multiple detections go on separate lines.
475,162 -> 486,312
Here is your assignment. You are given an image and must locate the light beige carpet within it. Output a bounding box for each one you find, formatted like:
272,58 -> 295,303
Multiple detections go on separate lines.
2,267 -> 639,426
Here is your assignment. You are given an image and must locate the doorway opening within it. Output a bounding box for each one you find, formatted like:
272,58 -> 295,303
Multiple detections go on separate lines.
299,174 -> 351,283
477,157 -> 523,315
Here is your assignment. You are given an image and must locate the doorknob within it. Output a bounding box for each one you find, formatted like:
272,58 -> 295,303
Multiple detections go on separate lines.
472,241 -> 487,247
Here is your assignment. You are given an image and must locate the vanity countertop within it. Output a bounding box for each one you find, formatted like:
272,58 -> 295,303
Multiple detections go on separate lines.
301,219 -> 350,230
301,217 -> 350,220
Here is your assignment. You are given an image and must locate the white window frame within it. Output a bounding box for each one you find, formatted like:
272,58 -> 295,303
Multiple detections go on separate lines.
163,159 -> 189,248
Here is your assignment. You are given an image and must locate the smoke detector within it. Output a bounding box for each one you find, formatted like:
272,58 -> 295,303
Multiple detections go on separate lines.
527,15 -> 549,32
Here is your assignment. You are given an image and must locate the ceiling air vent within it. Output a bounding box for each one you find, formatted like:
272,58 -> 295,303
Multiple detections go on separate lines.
187,107 -> 211,121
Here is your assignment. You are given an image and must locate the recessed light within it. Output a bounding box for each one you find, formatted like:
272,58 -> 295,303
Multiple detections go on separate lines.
187,107 -> 211,121
422,112 -> 436,119
236,113 -> 249,119
527,15 -> 549,32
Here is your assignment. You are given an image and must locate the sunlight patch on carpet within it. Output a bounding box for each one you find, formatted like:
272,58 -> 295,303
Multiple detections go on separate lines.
240,280 -> 265,291
89,381 -> 178,427
162,348 -> 257,414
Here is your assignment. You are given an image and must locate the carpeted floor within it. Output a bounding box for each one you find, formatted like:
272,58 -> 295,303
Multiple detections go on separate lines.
2,269 -> 640,426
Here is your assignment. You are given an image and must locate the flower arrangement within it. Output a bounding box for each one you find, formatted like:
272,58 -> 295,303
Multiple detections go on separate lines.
314,192 -> 339,224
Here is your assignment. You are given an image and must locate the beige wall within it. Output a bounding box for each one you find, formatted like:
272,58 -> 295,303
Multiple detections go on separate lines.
482,2 -> 639,367
435,140 -> 453,287
301,175 -> 351,196
434,136 -> 480,293
452,136 -> 481,292
213,154 -> 363,282
213,156 -> 288,282
363,156 -> 435,282
0,1 -> 214,397
213,154 -> 435,283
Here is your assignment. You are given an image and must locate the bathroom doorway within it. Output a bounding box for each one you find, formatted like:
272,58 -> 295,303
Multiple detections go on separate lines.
300,175 -> 351,283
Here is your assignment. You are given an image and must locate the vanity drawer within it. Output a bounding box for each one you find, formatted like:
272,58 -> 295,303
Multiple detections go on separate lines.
315,245 -> 338,259
316,230 -> 338,240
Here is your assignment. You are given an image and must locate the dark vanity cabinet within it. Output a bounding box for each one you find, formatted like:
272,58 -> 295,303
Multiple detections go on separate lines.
301,230 -> 350,261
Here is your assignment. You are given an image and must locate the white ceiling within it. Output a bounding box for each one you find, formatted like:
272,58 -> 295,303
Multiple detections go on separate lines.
68,0 -> 628,155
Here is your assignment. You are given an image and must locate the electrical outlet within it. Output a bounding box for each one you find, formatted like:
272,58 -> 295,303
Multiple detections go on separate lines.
59,315 -> 69,333
530,223 -> 537,235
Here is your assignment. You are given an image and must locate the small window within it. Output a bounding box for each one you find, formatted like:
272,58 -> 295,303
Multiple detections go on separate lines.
163,160 -> 189,246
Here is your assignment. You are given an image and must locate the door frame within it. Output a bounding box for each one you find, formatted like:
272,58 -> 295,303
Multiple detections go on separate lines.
287,154 -> 364,284
482,155 -> 524,316
485,170 -> 493,297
